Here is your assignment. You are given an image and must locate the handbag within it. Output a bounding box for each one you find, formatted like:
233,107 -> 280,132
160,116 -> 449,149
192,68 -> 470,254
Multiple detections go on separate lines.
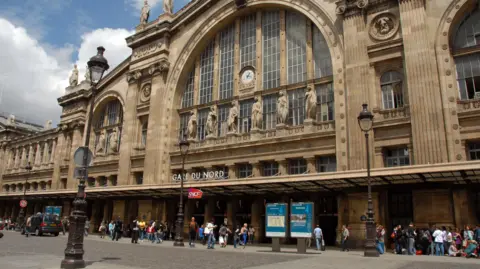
321,238 -> 326,251
462,239 -> 468,248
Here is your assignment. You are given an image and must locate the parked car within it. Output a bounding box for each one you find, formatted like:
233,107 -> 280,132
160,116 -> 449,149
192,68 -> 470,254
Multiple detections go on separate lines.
28,213 -> 62,236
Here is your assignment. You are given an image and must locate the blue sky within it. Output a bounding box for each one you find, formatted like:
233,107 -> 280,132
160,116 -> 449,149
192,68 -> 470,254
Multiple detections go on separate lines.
0,0 -> 190,125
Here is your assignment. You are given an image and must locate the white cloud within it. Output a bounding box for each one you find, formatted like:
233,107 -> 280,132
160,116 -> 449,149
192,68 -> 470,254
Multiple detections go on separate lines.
0,18 -> 133,126
127,0 -> 163,12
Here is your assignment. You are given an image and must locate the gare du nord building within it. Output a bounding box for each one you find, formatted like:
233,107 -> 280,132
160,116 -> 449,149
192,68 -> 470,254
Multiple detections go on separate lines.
1,0 -> 480,246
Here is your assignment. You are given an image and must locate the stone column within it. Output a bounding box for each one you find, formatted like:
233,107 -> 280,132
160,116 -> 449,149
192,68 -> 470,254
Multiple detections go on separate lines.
336,194 -> 348,245
20,146 -> 27,168
251,162 -> 262,177
183,200 -> 194,234
0,144 -> 7,185
67,125 -> 84,189
34,143 -> 42,167
398,0 -> 447,164
138,200 -> 153,221
50,139 -> 56,164
251,197 -> 264,243
277,159 -> 287,175
42,141 -> 49,165
143,61 -> 170,185
27,144 -> 34,166
228,164 -> 237,179
52,133 -> 66,190
227,198 -> 238,231
112,200 -> 126,221
204,198 -> 215,223
118,77 -> 140,185
14,147 -> 20,169
452,189 -> 478,229
341,7 -> 372,170
374,147 -> 384,168
345,192 -> 380,248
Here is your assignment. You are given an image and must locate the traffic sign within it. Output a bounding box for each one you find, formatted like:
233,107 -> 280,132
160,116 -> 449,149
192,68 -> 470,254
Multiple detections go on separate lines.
73,146 -> 93,167
20,200 -> 28,208
74,167 -> 88,179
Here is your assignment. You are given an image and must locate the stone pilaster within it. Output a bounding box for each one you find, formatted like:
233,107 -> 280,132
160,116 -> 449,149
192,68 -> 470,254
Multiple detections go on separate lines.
27,144 -> 33,165
52,133 -> 66,190
452,189 -> 478,229
112,200 -> 126,222
118,77 -> 140,185
0,144 -> 6,185
227,164 -> 237,179
143,60 -> 170,185
413,189 -> 454,228
213,33 -> 220,99
50,139 -> 56,164
226,197 -> 238,231
204,198 -> 215,223
251,197 -> 264,243
14,147 -> 20,168
306,19 -> 314,81
20,146 -> 26,168
34,143 -> 42,167
374,147 -> 384,168
233,19 -> 240,96
251,162 -> 262,177
277,159 -> 287,175
305,156 -> 316,173
42,141 -> 49,165
67,125 -> 83,190
343,12 -> 371,170
398,0 -> 447,164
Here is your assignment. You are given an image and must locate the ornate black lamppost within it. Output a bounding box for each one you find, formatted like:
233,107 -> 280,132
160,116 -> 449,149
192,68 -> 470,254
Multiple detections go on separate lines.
17,162 -> 32,229
174,135 -> 190,247
61,47 -> 109,269
357,104 -> 379,257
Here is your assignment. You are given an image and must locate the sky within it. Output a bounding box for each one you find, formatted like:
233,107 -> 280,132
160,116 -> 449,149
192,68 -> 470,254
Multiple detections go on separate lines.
0,0 -> 190,126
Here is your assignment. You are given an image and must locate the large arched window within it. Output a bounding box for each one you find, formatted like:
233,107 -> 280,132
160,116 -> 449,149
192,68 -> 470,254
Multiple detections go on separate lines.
179,9 -> 333,140
94,99 -> 123,154
454,1 -> 480,100
380,71 -> 404,109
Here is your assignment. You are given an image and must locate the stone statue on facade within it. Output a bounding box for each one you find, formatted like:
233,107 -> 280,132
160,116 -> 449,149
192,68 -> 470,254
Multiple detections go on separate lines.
228,100 -> 239,133
84,65 -> 91,82
6,114 -> 15,126
69,64 -> 79,87
140,0 -> 150,24
109,128 -> 119,153
163,0 -> 173,14
44,120 -> 53,130
96,130 -> 106,154
187,110 -> 197,140
206,106 -> 217,137
277,90 -> 288,125
251,96 -> 263,130
305,86 -> 317,121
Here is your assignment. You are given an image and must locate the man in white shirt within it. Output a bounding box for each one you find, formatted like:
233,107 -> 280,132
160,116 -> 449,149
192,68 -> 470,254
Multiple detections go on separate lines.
206,219 -> 216,249
432,226 -> 444,256
313,225 -> 323,251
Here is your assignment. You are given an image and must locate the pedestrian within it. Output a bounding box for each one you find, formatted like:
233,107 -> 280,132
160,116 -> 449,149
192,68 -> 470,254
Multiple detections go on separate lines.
219,224 -> 228,248
241,223 -> 248,249
61,216 -> 68,235
341,225 -> 349,252
248,226 -> 255,244
114,217 -> 123,241
109,220 -> 115,240
84,219 -> 90,237
452,227 -> 463,251
25,215 -> 32,238
474,224 -> 480,245
131,217 -> 139,244
138,218 -> 146,242
189,217 -> 198,247
432,226 -> 444,256
233,225 -> 240,248
99,220 -> 106,239
198,224 -> 205,245
206,219 -> 217,249
313,224 -> 323,251
376,224 -> 385,254
406,222 -> 415,255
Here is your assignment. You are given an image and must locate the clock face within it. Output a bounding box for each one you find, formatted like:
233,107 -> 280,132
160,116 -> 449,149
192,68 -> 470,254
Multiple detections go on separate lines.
241,69 -> 255,84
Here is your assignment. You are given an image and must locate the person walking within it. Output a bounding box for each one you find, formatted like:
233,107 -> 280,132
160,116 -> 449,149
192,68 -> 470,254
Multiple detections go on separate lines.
99,220 -> 106,239
189,217 -> 198,247
219,224 -> 228,248
131,217 -> 139,244
313,225 -> 323,251
376,225 -> 385,254
432,226 -> 444,256
114,217 -> 123,241
206,219 -> 217,249
248,226 -> 255,244
341,225 -> 350,252
233,225 -> 240,248
241,223 -> 248,249
138,218 -> 146,242
198,224 -> 205,245
25,215 -> 32,238
108,220 -> 115,240
406,222 -> 415,255
61,216 -> 68,235
84,219 -> 90,237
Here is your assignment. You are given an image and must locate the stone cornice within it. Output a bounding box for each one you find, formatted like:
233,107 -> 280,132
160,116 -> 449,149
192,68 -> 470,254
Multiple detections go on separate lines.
336,0 -> 397,17
5,128 -> 60,147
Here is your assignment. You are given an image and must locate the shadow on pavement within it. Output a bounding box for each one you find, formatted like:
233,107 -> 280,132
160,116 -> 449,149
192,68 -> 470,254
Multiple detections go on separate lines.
86,257 -> 121,266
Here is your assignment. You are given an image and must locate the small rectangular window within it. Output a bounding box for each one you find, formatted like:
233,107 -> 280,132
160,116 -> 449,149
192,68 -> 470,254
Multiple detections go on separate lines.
217,105 -> 229,137
468,141 -> 480,160
181,70 -> 195,108
384,148 -> 410,167
196,109 -> 209,141
315,83 -> 334,122
288,88 -> 305,126
288,159 -> 307,174
238,164 -> 253,178
263,94 -> 277,130
263,161 -> 279,176
316,156 -> 337,172
239,100 -> 254,133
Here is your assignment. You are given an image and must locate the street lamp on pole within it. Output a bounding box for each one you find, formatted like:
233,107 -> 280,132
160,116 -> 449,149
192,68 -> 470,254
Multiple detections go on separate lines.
61,47 -> 109,269
357,103 -> 379,257
17,162 -> 32,230
174,135 -> 190,247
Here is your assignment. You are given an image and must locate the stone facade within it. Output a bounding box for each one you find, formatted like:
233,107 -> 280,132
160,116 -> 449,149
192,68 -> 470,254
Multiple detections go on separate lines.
1,0 -> 480,247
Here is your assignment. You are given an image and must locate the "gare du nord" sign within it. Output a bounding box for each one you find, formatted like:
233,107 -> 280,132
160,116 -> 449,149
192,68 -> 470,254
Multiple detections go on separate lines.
172,170 -> 226,181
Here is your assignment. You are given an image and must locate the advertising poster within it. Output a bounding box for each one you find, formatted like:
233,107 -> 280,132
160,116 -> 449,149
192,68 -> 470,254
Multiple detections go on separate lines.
265,203 -> 287,237
290,202 -> 313,238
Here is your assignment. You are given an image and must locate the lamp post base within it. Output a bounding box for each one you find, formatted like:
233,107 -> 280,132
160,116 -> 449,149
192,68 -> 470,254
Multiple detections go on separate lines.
364,221 -> 379,257
173,210 -> 185,247
60,259 -> 86,269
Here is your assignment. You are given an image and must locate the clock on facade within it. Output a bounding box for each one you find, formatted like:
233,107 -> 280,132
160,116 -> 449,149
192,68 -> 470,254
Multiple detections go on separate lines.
240,68 -> 255,85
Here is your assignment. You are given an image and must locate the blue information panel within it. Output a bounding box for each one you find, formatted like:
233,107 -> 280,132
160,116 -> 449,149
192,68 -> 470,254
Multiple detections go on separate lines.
45,206 -> 62,216
265,203 -> 287,237
290,202 -> 314,238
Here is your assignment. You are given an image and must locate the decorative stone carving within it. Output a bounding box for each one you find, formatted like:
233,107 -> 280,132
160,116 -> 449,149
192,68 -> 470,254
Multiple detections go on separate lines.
369,13 -> 399,41
84,65 -> 91,82
187,110 -> 197,140
335,0 -> 369,16
277,90 -> 288,125
44,120 -> 52,130
305,86 -> 317,120
228,100 -> 239,134
163,0 -> 173,14
206,106 -> 217,137
69,65 -> 79,87
126,70 -> 142,83
140,84 -> 151,103
109,128 -> 119,153
148,60 -> 170,75
5,114 -> 15,126
140,0 -> 150,24
96,130 -> 106,154
132,42 -> 164,61
251,96 -> 263,130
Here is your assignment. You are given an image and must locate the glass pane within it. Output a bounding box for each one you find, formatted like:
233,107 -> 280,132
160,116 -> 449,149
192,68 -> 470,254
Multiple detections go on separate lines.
240,14 -> 257,68
262,11 -> 281,89
199,41 -> 215,105
286,11 -> 307,84
219,25 -> 235,100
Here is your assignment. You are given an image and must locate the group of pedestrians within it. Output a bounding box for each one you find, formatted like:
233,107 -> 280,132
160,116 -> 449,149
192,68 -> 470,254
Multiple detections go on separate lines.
390,223 -> 480,258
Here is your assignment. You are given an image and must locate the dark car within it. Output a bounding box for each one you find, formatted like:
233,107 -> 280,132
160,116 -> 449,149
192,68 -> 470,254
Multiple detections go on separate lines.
28,213 -> 62,236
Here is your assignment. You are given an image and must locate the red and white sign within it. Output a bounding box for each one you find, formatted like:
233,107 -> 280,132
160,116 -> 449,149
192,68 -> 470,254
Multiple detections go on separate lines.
188,188 -> 203,199
19,200 -> 28,208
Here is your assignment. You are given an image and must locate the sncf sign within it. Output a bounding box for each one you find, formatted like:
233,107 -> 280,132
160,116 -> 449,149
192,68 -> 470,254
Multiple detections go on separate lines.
188,188 -> 203,199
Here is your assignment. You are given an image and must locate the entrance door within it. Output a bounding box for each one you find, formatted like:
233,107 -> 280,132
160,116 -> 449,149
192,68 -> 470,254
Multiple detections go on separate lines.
316,195 -> 338,246
389,192 -> 413,231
